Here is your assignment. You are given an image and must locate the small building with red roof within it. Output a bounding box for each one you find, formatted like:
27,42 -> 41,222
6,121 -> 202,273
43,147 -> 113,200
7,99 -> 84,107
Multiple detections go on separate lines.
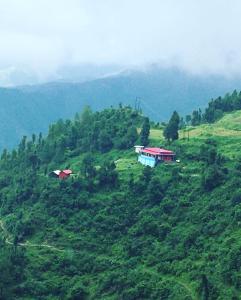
59,170 -> 73,179
137,147 -> 175,167
49,169 -> 73,179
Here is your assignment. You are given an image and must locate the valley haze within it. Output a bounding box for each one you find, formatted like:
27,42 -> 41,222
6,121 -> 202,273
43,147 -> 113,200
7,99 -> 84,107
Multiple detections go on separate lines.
2,1 -> 241,299
1,66 -> 241,150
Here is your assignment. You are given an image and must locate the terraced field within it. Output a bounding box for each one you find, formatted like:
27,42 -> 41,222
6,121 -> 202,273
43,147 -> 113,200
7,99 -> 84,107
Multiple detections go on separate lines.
148,110 -> 241,159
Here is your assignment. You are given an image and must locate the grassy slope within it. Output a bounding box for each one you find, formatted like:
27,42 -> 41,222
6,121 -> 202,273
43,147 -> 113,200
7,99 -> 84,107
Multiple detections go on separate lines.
124,110 -> 241,177
2,110 -> 241,299
186,111 -> 241,159
54,111 -> 241,181
24,110 -> 241,247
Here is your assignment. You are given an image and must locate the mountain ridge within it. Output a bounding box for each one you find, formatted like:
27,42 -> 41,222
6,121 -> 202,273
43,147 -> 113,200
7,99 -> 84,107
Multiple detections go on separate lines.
1,66 -> 241,150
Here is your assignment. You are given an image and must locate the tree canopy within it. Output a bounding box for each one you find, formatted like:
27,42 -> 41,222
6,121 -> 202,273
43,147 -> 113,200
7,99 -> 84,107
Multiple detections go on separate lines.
163,111 -> 180,142
0,104 -> 241,299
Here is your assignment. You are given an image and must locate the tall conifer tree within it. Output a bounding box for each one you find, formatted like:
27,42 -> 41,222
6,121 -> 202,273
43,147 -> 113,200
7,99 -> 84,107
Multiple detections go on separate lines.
140,117 -> 150,146
163,111 -> 180,142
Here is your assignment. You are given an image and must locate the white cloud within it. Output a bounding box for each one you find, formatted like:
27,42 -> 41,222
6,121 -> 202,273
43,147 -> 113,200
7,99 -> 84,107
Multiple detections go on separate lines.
0,0 -> 241,83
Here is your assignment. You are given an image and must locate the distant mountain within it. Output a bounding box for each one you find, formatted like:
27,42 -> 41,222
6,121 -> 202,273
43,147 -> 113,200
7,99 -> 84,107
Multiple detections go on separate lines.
1,66 -> 241,150
0,64 -> 123,87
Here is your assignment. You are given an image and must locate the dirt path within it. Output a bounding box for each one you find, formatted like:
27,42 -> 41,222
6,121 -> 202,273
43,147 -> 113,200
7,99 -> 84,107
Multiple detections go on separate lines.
144,266 -> 199,300
162,275 -> 199,300
0,218 -> 201,299
0,219 -> 65,252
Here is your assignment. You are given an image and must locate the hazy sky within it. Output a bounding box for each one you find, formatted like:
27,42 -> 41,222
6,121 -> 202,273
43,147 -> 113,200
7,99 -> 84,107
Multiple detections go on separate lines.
0,0 -> 241,81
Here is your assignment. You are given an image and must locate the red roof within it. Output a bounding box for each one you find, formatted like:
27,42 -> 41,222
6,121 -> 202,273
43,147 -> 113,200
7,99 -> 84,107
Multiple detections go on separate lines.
141,147 -> 175,155
62,170 -> 73,175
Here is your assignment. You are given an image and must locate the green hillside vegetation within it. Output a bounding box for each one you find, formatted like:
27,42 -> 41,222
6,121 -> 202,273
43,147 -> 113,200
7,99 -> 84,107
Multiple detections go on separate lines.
188,89 -> 241,126
1,106 -> 241,299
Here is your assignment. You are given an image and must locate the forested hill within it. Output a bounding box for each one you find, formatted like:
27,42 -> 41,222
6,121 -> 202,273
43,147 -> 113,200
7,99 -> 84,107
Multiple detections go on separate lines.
2,104 -> 241,299
1,66 -> 241,150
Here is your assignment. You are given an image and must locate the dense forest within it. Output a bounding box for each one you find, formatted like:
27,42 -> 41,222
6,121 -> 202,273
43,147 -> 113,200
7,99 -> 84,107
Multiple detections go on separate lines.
1,101 -> 241,299
188,89 -> 241,126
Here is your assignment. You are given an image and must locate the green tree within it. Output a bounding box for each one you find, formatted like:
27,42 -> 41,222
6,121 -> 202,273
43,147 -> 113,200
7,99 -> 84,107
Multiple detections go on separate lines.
185,114 -> 191,125
191,109 -> 202,126
140,117 -> 150,146
98,161 -> 118,187
147,176 -> 163,204
66,281 -> 87,299
81,153 -> 96,179
125,126 -> 139,148
201,165 -> 224,191
98,131 -> 113,153
163,111 -> 180,142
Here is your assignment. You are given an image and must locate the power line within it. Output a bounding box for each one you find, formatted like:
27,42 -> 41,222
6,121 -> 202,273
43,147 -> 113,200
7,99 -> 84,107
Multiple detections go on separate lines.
139,98 -> 162,120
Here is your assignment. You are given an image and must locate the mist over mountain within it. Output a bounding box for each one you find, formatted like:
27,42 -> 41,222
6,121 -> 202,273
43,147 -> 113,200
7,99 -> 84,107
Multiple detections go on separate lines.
1,66 -> 241,150
0,64 -> 124,87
